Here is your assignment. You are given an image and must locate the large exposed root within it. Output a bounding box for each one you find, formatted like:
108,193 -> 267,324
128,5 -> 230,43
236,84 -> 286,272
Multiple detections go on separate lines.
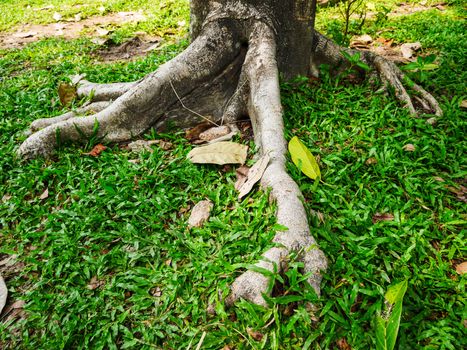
17,9 -> 442,310
226,22 -> 327,307
18,20 -> 242,159
311,32 -> 443,117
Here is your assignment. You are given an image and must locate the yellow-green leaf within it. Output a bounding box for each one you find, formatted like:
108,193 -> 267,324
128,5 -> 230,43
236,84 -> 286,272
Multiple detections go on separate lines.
288,136 -> 321,180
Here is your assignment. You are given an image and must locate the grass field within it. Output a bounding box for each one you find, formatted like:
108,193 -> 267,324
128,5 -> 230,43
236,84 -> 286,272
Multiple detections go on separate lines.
0,0 -> 466,349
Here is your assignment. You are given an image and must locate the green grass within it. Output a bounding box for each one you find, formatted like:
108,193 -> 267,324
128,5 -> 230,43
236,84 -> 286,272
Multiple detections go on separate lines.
0,0 -> 466,349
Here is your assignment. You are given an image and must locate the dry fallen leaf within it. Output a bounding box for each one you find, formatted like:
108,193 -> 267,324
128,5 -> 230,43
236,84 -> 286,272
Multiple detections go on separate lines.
39,188 -> 49,200
83,144 -> 107,157
58,83 -> 77,106
455,262 -> 467,274
87,276 -> 105,290
235,165 -> 250,191
188,142 -> 248,165
2,194 -> 12,202
199,126 -> 231,142
426,117 -> 437,125
185,122 -> 213,141
372,213 -> 395,224
400,42 -> 421,59
188,200 -> 213,228
247,328 -> 264,341
336,337 -> 352,350
366,157 -> 378,165
238,154 -> 270,199
460,100 -> 467,109
403,144 -> 416,152
0,274 -> 7,315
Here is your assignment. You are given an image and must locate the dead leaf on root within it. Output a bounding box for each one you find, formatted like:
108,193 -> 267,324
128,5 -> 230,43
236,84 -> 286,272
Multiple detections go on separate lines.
372,213 -> 395,224
83,144 -> 107,157
455,262 -> 467,275
188,142 -> 248,165
185,122 -> 213,142
199,125 -> 231,142
58,83 -> 77,106
0,274 -> 7,314
188,200 -> 213,228
238,154 -> 270,199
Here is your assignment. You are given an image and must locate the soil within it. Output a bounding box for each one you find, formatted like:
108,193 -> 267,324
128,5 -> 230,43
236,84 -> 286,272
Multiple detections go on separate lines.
0,11 -> 146,49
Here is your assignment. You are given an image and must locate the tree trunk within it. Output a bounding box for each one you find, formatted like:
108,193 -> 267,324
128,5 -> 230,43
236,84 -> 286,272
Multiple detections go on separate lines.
18,0 -> 441,307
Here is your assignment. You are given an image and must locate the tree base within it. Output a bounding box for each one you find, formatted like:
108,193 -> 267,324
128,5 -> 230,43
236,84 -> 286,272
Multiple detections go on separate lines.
17,4 -> 441,306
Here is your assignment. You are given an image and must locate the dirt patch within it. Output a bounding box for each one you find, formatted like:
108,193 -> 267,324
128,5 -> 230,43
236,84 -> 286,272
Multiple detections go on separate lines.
390,2 -> 447,16
94,36 -> 163,62
0,11 -> 146,49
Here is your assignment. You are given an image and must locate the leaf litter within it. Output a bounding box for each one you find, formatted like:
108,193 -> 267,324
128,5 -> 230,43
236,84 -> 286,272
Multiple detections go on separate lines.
237,154 -> 270,199
187,142 -> 248,165
188,200 -> 213,228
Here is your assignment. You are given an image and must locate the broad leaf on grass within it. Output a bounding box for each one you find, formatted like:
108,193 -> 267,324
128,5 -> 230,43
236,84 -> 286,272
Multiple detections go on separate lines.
288,136 -> 321,179
376,280 -> 408,350
0,274 -> 7,314
188,142 -> 248,165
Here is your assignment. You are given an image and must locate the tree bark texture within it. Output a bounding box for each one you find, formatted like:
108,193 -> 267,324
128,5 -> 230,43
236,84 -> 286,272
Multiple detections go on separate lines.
18,0 -> 442,307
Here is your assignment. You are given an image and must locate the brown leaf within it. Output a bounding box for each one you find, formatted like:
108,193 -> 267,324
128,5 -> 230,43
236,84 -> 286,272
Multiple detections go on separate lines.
460,100 -> 467,109
247,328 -> 264,341
365,157 -> 378,165
403,144 -> 416,152
238,154 -> 270,199
58,83 -> 77,106
235,165 -> 250,191
455,262 -> 467,275
2,194 -> 12,202
433,176 -> 445,182
87,276 -> 105,290
188,142 -> 248,165
372,213 -> 395,224
185,122 -> 213,141
446,185 -> 467,203
83,144 -> 107,157
400,42 -> 421,59
150,286 -> 162,297
426,117 -> 437,125
336,338 -> 352,350
199,125 -> 231,142
39,188 -> 49,200
188,200 -> 213,228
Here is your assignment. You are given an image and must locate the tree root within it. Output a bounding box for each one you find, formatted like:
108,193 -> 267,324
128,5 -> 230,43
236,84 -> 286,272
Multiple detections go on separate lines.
17,12 -> 442,308
311,32 -> 443,117
226,22 -> 327,307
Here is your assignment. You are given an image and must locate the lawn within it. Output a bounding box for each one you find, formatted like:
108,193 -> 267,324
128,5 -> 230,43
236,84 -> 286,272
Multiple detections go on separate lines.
0,0 -> 465,349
